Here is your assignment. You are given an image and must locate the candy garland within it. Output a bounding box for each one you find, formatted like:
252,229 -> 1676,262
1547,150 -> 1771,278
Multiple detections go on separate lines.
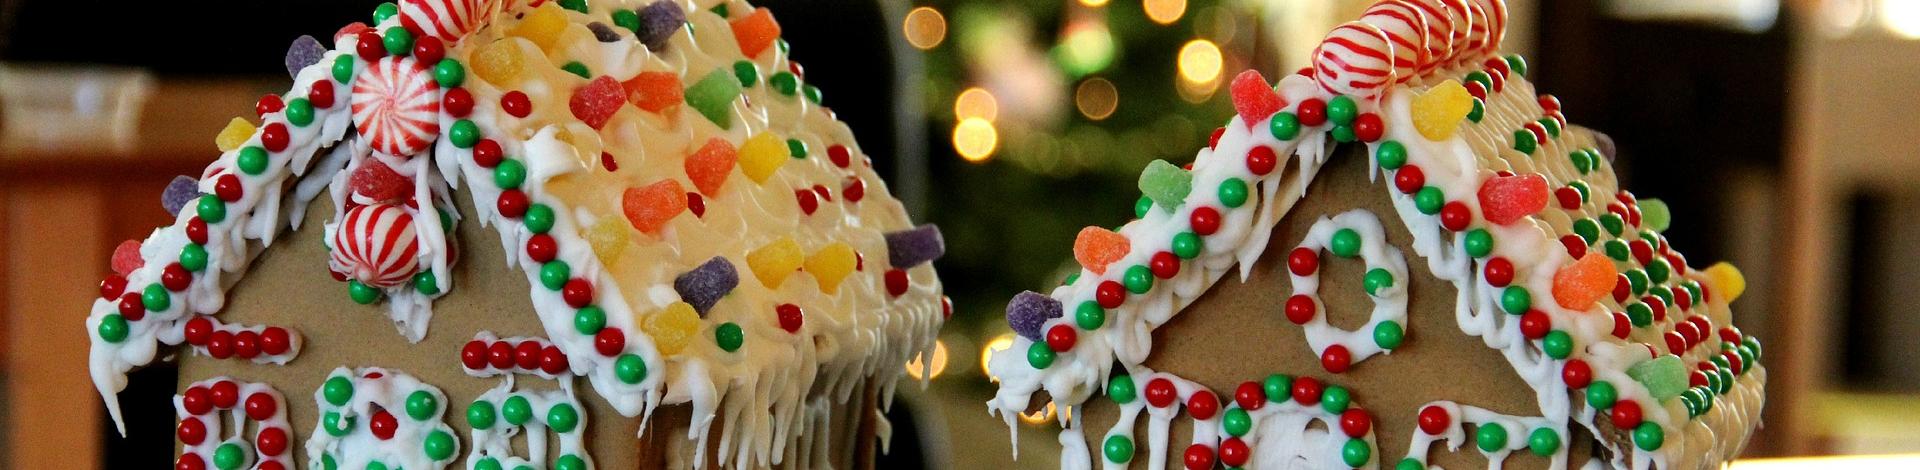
1092,371 -> 1380,470
1401,401 -> 1562,469
305,367 -> 461,469
178,315 -> 303,364
463,379 -> 593,470
1285,210 -> 1411,374
461,331 -> 572,379
174,378 -> 293,470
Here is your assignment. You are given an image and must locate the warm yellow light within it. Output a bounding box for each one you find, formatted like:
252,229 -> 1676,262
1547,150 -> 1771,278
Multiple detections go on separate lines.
1019,402 -> 1056,425
903,7 -> 948,50
905,340 -> 949,380
1730,454 -> 1920,470
1080,0 -> 1110,7
1144,0 -> 1187,25
953,118 -> 998,163
953,87 -> 999,121
981,333 -> 1014,378
1177,39 -> 1223,84
1075,78 -> 1119,121
1882,0 -> 1920,39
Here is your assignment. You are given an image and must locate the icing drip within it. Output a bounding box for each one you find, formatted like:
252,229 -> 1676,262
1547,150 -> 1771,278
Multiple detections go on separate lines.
304,367 -> 461,469
464,378 -> 594,469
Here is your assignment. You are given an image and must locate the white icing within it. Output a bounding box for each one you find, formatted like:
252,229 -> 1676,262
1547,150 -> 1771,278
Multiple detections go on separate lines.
1289,210 -> 1411,367
304,367 -> 460,469
174,378 -> 294,470
465,378 -> 594,469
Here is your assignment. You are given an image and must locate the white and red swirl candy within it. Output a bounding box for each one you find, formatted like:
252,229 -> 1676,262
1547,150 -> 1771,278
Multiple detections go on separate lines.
1462,1 -> 1491,61
331,203 -> 421,287
1361,0 -> 1429,83
352,57 -> 441,156
400,0 -> 498,42
1473,0 -> 1508,55
1404,0 -> 1454,73
1438,0 -> 1473,62
1314,22 -> 1396,98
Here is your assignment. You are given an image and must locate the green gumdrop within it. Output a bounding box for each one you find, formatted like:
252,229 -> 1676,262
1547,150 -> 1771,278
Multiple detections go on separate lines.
1136,160 -> 1192,211
1627,354 -> 1689,402
685,69 -> 743,129
1640,198 -> 1672,232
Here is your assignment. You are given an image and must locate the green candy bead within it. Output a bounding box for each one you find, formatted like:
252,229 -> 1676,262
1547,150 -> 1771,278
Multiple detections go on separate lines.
1539,118 -> 1561,137
1604,239 -> 1630,261
1076,301 -> 1106,330
1542,330 -> 1573,359
716,322 -> 744,352
1218,178 -> 1249,208
1501,286 -> 1531,315
1321,385 -> 1351,413
548,403 -> 580,432
1569,181 -> 1591,201
612,10 -> 641,33
1646,258 -> 1672,283
97,314 -> 129,343
540,261 -> 570,290
502,395 -> 532,425
1373,321 -> 1404,350
474,458 -> 503,470
1600,213 -> 1625,236
1028,340 -> 1056,369
770,72 -> 800,96
1396,458 -> 1426,470
143,283 -> 171,311
373,2 -> 398,23
1376,141 -> 1407,170
562,61 -> 591,79
1506,54 -> 1529,77
1331,124 -> 1357,143
324,411 -> 354,436
574,306 -> 607,335
434,59 -> 466,87
555,455 -> 587,470
214,442 -> 245,470
1064,273 -> 1080,286
787,138 -> 808,158
1123,265 -> 1153,294
1626,269 -> 1650,295
348,279 -> 381,304
424,430 -> 456,460
286,98 -> 314,127
1475,422 -> 1509,452
616,353 -> 648,384
1464,229 -> 1494,258
383,27 -> 414,57
1171,232 -> 1202,259
405,390 -> 438,420
1342,438 -> 1372,467
1263,374 -> 1293,403
1650,285 -> 1674,306
413,270 -> 440,295
1327,95 -> 1357,125
1330,228 -> 1362,258
449,119 -> 480,148
1363,268 -> 1394,296
1586,380 -> 1617,408
1634,422 -> 1665,450
1134,195 -> 1152,218
367,461 -> 389,470
524,204 -> 555,233
1626,303 -> 1654,327
323,454 -> 339,470
180,244 -> 209,272
804,84 -> 823,104
732,60 -> 759,87
1464,71 -> 1493,91
1103,435 -> 1134,463
1270,112 -> 1301,140
1108,375 -> 1136,404
558,0 -> 588,12
1572,219 -> 1600,245
1528,427 -> 1561,456
1512,129 -> 1537,154
238,146 -> 269,175
1569,150 -> 1592,174
1223,408 -> 1252,436
324,376 -> 355,405
198,194 -> 228,223
333,55 -> 355,83
1468,98 -> 1485,122
467,400 -> 497,429
493,159 -> 526,189
1414,186 -> 1445,215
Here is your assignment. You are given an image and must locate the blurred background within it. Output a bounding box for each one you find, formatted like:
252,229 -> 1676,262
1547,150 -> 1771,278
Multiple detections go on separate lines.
2,0 -> 1917,468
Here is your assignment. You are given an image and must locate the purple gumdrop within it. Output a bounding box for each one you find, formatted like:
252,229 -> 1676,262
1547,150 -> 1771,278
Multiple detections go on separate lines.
161,175 -> 200,216
587,22 -> 622,43
674,256 -> 738,317
885,224 -> 945,269
637,1 -> 686,52
1006,291 -> 1062,341
1593,130 -> 1617,162
285,35 -> 327,79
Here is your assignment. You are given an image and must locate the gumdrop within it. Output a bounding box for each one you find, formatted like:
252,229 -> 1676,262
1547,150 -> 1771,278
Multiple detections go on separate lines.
636,0 -> 686,52
737,132 -> 788,184
1413,80 -> 1475,141
730,7 -> 782,58
1705,262 -> 1745,303
747,237 -> 804,288
1229,70 -> 1282,126
685,69 -> 742,129
622,179 -> 687,234
804,242 -> 857,293
1627,355 -> 1688,402
1477,173 -> 1549,225
349,159 -> 413,203
622,71 -> 682,113
586,217 -> 631,265
1006,291 -> 1063,341
471,39 -> 527,87
587,22 -> 622,42
1137,160 -> 1193,211
1553,252 -> 1618,310
641,301 -> 701,355
570,76 -> 627,130
885,224 -> 945,268
161,175 -> 200,215
673,256 -> 738,316
215,117 -> 256,152
509,2 -> 568,50
111,240 -> 144,276
1639,198 -> 1671,233
285,35 -> 327,79
683,138 -> 737,195
1074,226 -> 1130,275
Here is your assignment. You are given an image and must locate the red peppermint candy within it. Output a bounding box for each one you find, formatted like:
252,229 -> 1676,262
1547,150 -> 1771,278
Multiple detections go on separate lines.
1314,22 -> 1397,99
330,203 -> 421,288
400,0 -> 498,42
1359,0 -> 1428,83
352,57 -> 442,156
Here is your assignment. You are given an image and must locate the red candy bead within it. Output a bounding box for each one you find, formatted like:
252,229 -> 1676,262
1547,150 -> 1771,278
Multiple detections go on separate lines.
812,184 -> 833,202
600,151 -> 619,171
504,341 -> 536,370
1321,344 -> 1351,373
1288,247 -> 1319,276
1219,437 -> 1249,467
497,190 -> 530,218
1285,294 -> 1316,325
1723,350 -> 1744,374
187,217 -> 209,244
1394,165 -> 1425,194
843,177 -> 866,203
177,416 -> 207,445
355,31 -> 385,60
119,292 -> 146,321
487,341 -> 514,369
1190,207 -> 1221,235
1440,201 -> 1472,231
1186,390 -> 1219,420
1340,408 -> 1372,437
796,189 -> 819,215
1149,251 -> 1180,279
216,174 -> 244,202
1665,331 -> 1688,355
1234,381 -> 1265,410
1629,240 -> 1654,265
443,87 -> 474,117
1246,146 -> 1277,176
101,274 -> 128,300
1096,280 -> 1126,308
177,454 -> 206,470
1144,378 -> 1178,408
1561,235 -> 1587,259
777,304 -> 804,333
1610,400 -> 1643,429
461,340 -> 488,370
256,94 -> 285,117
1674,288 -> 1694,311
1719,326 -> 1743,343
184,316 -> 213,346
594,328 -> 626,356
1418,405 -> 1450,435
562,279 -> 594,308
1539,94 -> 1561,114
686,192 -> 707,217
540,346 -> 569,375
209,380 -> 239,409
472,139 -> 503,168
182,386 -> 213,415
1613,273 -> 1632,303
162,263 -> 193,291
370,410 -> 398,440
1520,310 -> 1551,339
1563,359 -> 1593,388
1183,444 -> 1215,470
886,269 -> 910,297
1690,370 -> 1711,388
1484,257 -> 1514,287
1296,98 -> 1328,126
1643,296 -> 1667,322
261,123 -> 290,152
1354,113 -> 1384,142
257,426 -> 288,456
827,145 -> 852,168
233,330 -> 261,359
245,392 -> 277,421
308,82 -> 336,109
526,234 -> 557,263
1046,324 -> 1077,352
1675,318 -> 1702,346
501,91 -> 532,118
412,36 -> 445,65
1556,187 -> 1582,210
1611,311 -> 1632,339
1291,376 -> 1323,404
1208,127 -> 1225,149
207,331 -> 234,359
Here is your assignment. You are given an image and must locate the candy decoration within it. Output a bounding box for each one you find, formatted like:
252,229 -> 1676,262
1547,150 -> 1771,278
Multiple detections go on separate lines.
215,117 -> 257,153
1314,22 -> 1395,99
885,224 -> 946,268
684,137 -> 738,196
110,240 -> 145,277
351,57 -> 442,156
730,7 -> 782,58
570,76 -> 627,130
747,237 -> 804,288
686,69 -> 743,129
804,242 -> 858,293
348,159 -> 413,203
510,2 -> 568,50
471,39 -> 526,87
622,179 -> 687,234
1705,262 -> 1745,303
1552,252 -> 1617,310
1640,198 -> 1672,232
1007,291 -> 1062,341
738,132 -> 789,183
1629,355 -> 1688,401
1074,227 -> 1130,275
623,71 -> 683,113
285,35 -> 328,79
641,302 -> 701,355
330,203 -> 421,288
1411,80 -> 1473,141
1477,173 -> 1549,225
636,0 -> 687,51
1228,70 -> 1283,126
161,176 -> 202,216
1359,0 -> 1426,83
673,256 -> 738,316
1137,160 -> 1193,211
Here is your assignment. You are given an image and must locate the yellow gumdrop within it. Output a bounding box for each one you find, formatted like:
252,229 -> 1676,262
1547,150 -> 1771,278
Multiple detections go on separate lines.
509,2 -> 568,51
641,302 -> 701,355
471,39 -> 528,87
586,217 -> 631,265
805,242 -> 857,293
746,237 -> 803,288
215,117 -> 256,152
1705,262 -> 1746,303
1412,79 -> 1474,141
737,132 -> 789,184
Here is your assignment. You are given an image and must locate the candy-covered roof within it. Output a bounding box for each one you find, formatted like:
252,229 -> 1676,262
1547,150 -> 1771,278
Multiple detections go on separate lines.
987,1 -> 1761,469
84,0 -> 945,467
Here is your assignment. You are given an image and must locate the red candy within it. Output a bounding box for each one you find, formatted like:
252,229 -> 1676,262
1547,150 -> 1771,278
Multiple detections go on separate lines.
309,82 -> 337,109
245,392 -> 277,421
1553,252 -> 1618,310
1046,324 -> 1077,352
1149,251 -> 1180,279
562,279 -> 593,308
1439,201 -> 1472,231
1563,359 -> 1593,388
1520,310 -> 1551,339
501,90 -> 533,117
184,317 -> 214,345
594,328 -> 626,356
111,240 -> 144,277
1073,226 -> 1130,275
441,87 -> 473,117
461,340 -> 488,369
843,177 -> 866,203
541,346 -> 569,375
101,274 -> 128,300
827,145 -> 852,168
795,188 -> 819,215
1183,444 -> 1215,470
233,330 -> 260,359
684,138 -> 738,196
261,123 -> 290,152
1340,408 -> 1372,437
569,76 -> 627,130
1418,405 -> 1450,435
178,417 -> 207,445
1219,437 -> 1249,467
349,159 -> 413,203
257,94 -> 285,117
1610,400 -> 1643,429
1353,113 -> 1384,142
370,410 -> 398,440
1245,146 -> 1278,176
1393,164 -> 1425,194
624,72 -> 683,113
182,386 -> 213,415
1477,173 -> 1549,225
1234,381 -> 1265,410
1190,207 -> 1221,235
1555,186 -> 1582,210
1484,257 -> 1514,287
886,269 -> 909,297
351,57 -> 441,156
1296,98 -> 1328,126
1229,69 -> 1284,126
1321,344 -> 1351,373
1285,294 -> 1316,324
1144,378 -> 1177,408
472,139 -> 502,168
515,341 -> 542,370
487,341 -> 514,369
209,380 -> 239,409
777,304 -> 804,333
215,174 -> 244,202
730,8 -> 783,58
257,427 -> 288,456
1186,390 -> 1219,420
526,234 -> 557,262
1291,376 -> 1323,404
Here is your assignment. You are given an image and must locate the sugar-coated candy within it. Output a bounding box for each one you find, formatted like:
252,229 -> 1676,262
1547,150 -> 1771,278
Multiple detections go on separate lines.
471,38 -> 527,87
1627,355 -> 1688,401
1477,173 -> 1549,225
570,76 -> 627,130
1552,252 -> 1618,310
883,224 -> 945,269
1006,291 -> 1062,341
1705,262 -> 1745,303
1412,80 -> 1474,141
673,256 -> 738,316
1229,70 -> 1282,126
737,132 -> 788,183
111,240 -> 144,276
637,1 -> 686,52
1137,160 -> 1192,211
1074,226 -> 1130,275
285,35 -> 327,79
349,159 -> 413,203
623,72 -> 683,113
509,2 -> 568,50
641,302 -> 701,355
1639,198 -> 1671,233
747,237 -> 804,288
586,217 -> 630,265
587,22 -> 622,43
684,138 -> 737,195
730,7 -> 782,58
685,69 -> 742,129
161,175 -> 200,215
622,179 -> 687,234
804,242 -> 857,293
215,117 -> 256,152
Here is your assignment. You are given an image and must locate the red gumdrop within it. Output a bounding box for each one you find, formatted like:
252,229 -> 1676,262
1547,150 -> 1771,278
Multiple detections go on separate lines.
684,138 -> 738,196
1553,252 -> 1619,310
623,72 -> 683,113
1229,70 -> 1284,127
1073,226 -> 1130,275
111,240 -> 144,276
349,159 -> 412,203
623,179 -> 688,234
731,8 -> 783,58
1477,173 -> 1550,225
569,76 -> 627,130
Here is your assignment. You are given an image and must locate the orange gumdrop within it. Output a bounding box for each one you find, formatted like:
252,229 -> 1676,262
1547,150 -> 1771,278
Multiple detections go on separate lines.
730,7 -> 781,59
623,71 -> 683,113
1073,226 -> 1131,275
683,138 -> 737,196
623,179 -> 688,234
1553,252 -> 1618,310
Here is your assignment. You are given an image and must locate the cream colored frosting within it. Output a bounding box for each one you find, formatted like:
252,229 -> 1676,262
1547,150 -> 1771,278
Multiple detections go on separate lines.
305,367 -> 461,469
